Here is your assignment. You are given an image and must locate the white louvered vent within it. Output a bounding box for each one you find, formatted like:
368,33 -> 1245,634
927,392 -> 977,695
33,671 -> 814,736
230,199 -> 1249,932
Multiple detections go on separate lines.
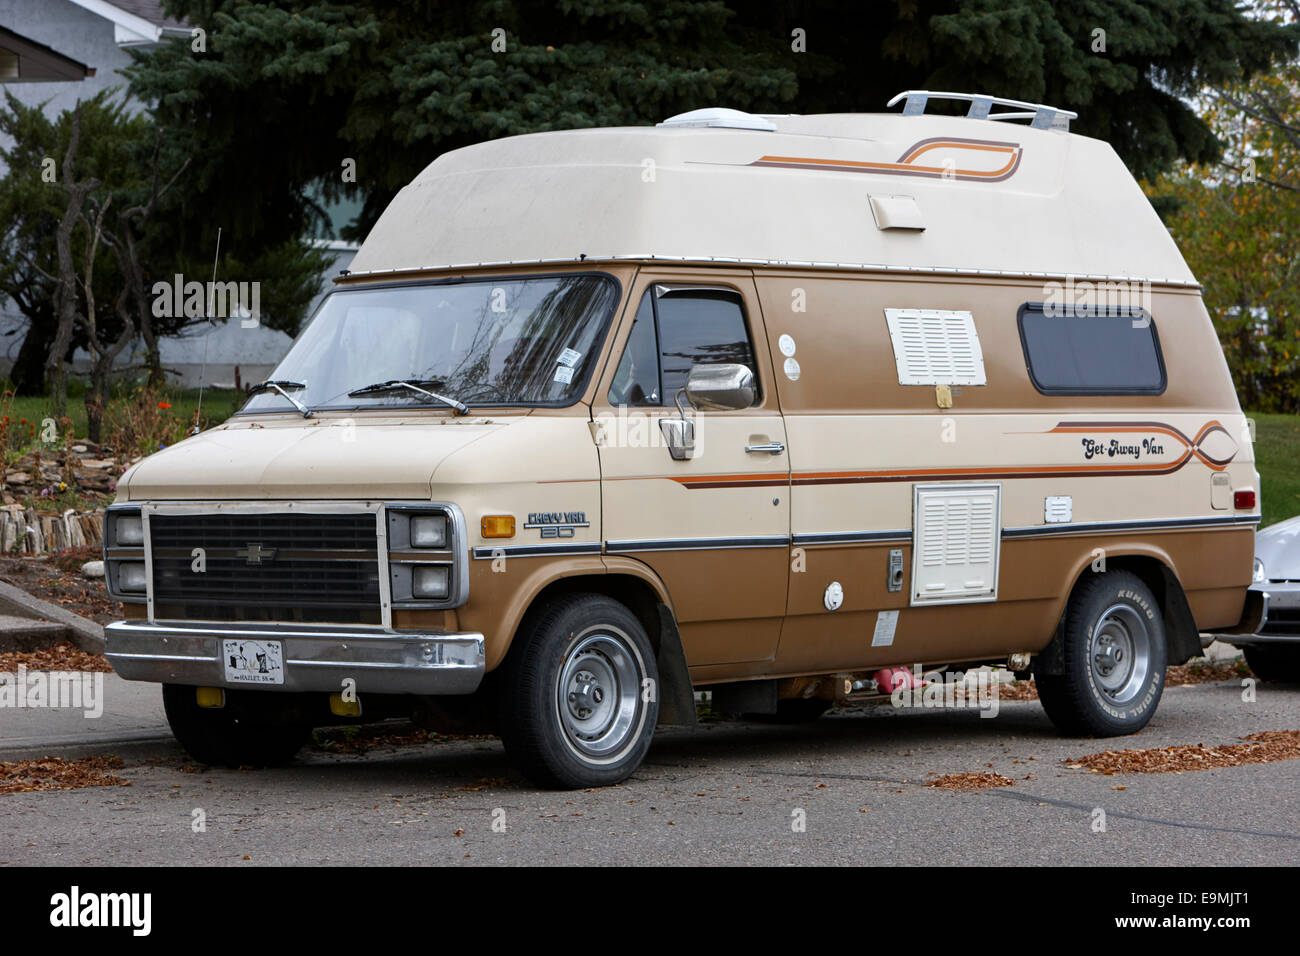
884,309 -> 986,386
912,483 -> 1001,605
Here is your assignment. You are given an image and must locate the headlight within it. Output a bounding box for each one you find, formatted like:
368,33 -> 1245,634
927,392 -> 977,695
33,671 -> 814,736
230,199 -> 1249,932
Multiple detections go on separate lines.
116,514 -> 144,546
412,564 -> 450,599
385,503 -> 467,608
1254,557 -> 1266,583
410,514 -> 448,549
119,562 -> 147,592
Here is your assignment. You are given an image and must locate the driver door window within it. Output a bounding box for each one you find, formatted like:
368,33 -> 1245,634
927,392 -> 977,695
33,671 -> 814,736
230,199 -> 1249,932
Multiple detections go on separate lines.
608,287 -> 759,407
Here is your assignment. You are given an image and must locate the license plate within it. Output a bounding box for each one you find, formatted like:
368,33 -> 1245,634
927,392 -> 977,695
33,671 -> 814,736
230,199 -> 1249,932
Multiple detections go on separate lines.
222,639 -> 284,685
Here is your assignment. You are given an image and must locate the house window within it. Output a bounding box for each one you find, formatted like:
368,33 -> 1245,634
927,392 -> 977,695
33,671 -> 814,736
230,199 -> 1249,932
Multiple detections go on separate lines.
1017,302 -> 1166,395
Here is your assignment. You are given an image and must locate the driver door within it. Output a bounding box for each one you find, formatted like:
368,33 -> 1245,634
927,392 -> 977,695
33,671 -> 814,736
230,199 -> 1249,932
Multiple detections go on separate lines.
594,272 -> 790,668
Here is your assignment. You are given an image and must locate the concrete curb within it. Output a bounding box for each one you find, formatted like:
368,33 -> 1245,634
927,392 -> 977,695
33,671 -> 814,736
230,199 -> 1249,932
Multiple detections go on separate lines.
0,615 -> 72,653
0,578 -> 105,654
0,734 -> 177,764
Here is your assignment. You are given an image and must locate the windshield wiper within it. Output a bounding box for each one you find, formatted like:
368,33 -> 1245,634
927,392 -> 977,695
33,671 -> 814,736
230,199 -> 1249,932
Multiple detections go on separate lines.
347,380 -> 470,415
247,379 -> 313,418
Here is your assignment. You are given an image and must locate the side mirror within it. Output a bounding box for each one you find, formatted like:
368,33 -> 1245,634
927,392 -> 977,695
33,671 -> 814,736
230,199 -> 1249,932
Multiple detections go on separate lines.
684,363 -> 755,411
658,363 -> 755,461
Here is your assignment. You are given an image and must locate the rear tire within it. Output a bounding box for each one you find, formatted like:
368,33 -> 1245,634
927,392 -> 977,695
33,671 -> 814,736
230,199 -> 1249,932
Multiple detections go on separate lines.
1036,570 -> 1166,737
162,684 -> 311,768
1244,644 -> 1300,682
498,594 -> 659,789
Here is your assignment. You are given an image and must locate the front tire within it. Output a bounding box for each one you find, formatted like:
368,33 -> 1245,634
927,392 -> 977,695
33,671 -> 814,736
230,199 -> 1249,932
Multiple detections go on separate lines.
1244,644 -> 1300,682
499,594 -> 659,789
1036,570 -> 1167,737
162,684 -> 311,768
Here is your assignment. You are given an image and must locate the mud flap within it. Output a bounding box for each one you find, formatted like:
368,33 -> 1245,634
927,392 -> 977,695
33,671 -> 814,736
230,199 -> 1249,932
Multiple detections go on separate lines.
1159,566 -> 1203,666
654,603 -> 698,726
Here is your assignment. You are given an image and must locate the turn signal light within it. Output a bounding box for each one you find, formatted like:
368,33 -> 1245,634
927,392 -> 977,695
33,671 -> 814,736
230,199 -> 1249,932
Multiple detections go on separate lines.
1234,490 -> 1256,510
481,515 -> 516,538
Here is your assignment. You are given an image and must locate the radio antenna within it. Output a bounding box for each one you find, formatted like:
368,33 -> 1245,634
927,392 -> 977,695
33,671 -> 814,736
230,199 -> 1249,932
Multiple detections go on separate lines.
192,226 -> 221,436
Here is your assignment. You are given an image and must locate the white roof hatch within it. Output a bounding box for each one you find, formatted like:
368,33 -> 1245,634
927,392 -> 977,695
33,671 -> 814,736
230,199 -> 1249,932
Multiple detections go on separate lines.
657,108 -> 776,132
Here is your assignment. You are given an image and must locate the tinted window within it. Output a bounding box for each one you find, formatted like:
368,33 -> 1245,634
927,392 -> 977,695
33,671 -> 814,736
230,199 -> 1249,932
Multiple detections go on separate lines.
1018,303 -> 1166,394
608,287 -> 759,406
657,291 -> 757,397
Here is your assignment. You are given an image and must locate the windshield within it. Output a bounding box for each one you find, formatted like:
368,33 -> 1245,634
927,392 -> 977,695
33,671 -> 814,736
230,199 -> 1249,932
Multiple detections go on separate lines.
239,273 -> 620,414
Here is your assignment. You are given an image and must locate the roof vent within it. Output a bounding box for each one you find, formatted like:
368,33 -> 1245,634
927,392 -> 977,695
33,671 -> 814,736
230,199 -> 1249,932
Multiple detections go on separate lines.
657,108 -> 777,132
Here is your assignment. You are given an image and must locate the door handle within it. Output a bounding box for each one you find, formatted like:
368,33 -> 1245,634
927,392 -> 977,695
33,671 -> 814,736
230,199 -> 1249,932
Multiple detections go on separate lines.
745,441 -> 785,455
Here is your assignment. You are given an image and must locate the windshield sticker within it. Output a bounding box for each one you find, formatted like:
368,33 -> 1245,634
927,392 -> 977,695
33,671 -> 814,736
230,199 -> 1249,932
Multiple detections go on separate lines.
558,347 -> 582,367
553,365 -> 575,385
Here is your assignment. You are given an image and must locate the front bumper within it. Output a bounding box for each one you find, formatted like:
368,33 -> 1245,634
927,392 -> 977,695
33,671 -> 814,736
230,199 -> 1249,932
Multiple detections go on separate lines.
105,621 -> 485,695
1241,581 -> 1300,644
1207,583 -> 1300,646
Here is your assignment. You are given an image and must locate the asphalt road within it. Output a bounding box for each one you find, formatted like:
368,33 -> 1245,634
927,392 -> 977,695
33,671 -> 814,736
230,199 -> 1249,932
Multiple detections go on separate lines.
3,679 -> 1298,866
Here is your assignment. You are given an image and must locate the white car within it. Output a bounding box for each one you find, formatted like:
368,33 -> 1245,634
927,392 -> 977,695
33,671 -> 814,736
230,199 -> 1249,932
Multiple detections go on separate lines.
1236,514 -> 1300,681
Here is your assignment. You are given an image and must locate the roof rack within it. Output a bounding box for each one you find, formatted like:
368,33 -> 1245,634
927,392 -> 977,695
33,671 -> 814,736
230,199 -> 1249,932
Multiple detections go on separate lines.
887,91 -> 1077,131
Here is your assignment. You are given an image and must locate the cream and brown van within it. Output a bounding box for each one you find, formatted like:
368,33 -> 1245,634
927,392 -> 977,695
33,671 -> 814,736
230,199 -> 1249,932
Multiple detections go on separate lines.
104,93 -> 1263,788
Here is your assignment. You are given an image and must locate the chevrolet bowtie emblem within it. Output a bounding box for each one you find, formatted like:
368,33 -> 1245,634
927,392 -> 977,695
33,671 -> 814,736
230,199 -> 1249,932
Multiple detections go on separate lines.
236,542 -> 277,565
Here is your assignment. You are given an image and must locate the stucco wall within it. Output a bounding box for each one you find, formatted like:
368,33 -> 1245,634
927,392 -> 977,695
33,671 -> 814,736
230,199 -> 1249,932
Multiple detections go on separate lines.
0,0 -> 140,159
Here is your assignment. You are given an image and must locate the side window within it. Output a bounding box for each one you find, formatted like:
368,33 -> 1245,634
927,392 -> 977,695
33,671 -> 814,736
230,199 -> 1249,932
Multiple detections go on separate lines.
657,290 -> 758,399
608,286 -> 759,407
1018,302 -> 1166,395
608,294 -> 661,406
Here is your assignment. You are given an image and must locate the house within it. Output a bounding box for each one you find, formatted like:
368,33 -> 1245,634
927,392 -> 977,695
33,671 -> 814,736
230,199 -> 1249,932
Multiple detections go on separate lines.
0,0 -> 356,390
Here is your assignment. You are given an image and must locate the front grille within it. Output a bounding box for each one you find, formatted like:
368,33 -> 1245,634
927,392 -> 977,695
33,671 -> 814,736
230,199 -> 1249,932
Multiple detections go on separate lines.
149,512 -> 381,623
1261,607 -> 1300,637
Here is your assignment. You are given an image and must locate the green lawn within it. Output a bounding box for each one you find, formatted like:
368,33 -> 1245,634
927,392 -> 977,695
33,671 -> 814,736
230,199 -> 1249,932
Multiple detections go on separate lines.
5,388 -> 244,448
1251,412 -> 1300,528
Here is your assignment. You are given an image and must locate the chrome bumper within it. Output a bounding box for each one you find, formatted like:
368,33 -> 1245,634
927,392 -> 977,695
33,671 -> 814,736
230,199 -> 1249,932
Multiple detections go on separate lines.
1206,584 -> 1300,645
1235,582 -> 1300,645
105,621 -> 485,694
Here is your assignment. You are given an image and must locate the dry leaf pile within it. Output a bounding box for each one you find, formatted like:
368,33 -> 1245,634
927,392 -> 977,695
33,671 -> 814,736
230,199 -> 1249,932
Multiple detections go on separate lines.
0,641 -> 112,673
0,755 -> 130,794
925,772 -> 1016,790
1067,730 -> 1300,775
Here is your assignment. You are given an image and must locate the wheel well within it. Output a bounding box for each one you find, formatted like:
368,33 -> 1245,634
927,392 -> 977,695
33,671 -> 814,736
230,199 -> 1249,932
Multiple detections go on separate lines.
528,575 -> 664,651
1036,554 -> 1202,674
516,574 -> 697,726
1101,555 -> 1167,607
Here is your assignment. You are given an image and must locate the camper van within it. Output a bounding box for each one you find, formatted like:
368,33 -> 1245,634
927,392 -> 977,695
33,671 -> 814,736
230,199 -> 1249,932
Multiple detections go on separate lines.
104,93 -> 1262,789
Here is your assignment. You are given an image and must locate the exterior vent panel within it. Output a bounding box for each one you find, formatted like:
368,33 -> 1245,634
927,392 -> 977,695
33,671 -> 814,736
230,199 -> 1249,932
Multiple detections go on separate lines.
911,483 -> 1001,605
885,308 -> 987,386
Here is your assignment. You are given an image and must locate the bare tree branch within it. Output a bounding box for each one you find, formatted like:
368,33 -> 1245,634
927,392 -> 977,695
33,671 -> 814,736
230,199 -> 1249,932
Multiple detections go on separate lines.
47,102 -> 100,418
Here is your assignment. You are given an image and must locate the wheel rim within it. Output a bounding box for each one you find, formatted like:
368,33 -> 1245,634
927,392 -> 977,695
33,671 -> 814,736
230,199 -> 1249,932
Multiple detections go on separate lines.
1089,603 -> 1151,705
556,627 -> 645,762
